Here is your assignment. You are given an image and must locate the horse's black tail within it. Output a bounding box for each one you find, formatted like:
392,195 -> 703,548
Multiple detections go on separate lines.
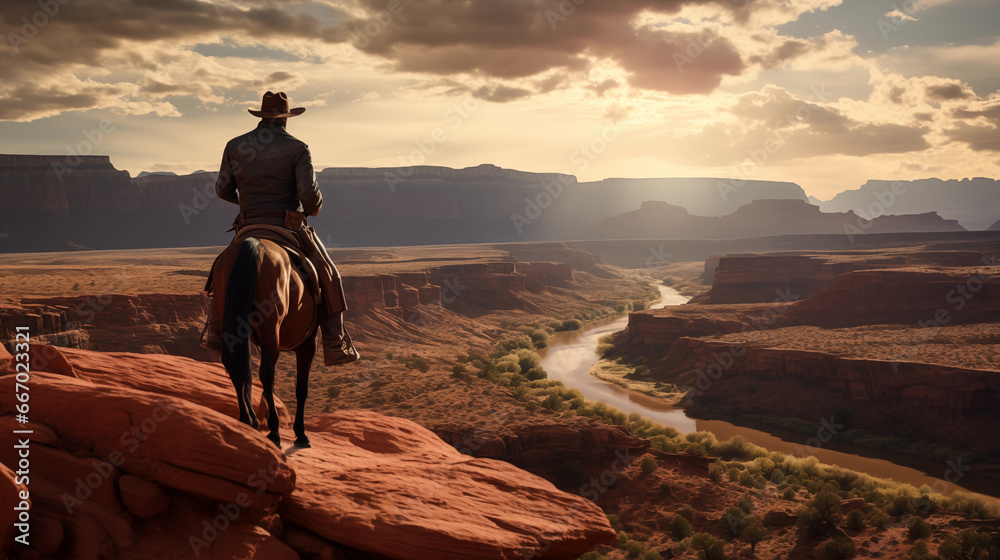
222,237 -> 261,389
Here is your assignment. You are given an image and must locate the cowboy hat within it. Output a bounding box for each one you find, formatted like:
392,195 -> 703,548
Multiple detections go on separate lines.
248,91 -> 305,118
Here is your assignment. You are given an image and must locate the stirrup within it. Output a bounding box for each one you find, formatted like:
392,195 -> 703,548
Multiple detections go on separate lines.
323,331 -> 360,366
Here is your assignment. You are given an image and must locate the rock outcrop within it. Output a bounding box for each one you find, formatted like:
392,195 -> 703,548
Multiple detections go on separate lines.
695,250 -> 995,304
581,198 -> 966,241
434,423 -> 649,479
0,346 -> 615,559
819,177 -> 1000,231
662,337 -> 1000,422
780,268 -> 1000,328
286,412 -> 617,560
0,294 -> 211,358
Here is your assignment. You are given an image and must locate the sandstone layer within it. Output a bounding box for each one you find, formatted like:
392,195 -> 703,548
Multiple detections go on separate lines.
0,345 -> 616,560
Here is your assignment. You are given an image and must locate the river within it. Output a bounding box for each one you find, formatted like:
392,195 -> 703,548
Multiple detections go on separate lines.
538,285 -> 1000,499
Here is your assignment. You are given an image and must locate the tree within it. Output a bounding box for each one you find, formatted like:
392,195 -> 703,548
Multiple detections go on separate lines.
671,515 -> 693,540
799,491 -> 843,537
718,506 -> 746,538
740,516 -> 768,554
938,529 -> 993,560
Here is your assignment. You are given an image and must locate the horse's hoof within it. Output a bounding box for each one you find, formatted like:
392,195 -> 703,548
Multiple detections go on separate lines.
267,434 -> 281,448
294,436 -> 311,448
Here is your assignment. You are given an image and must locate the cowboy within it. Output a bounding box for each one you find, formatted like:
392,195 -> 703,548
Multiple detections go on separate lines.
202,91 -> 359,366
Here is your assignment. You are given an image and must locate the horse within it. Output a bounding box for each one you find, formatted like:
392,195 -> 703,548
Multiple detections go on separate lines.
212,235 -> 317,448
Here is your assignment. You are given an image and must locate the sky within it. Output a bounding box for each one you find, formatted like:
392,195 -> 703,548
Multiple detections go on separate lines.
1,0 -> 999,200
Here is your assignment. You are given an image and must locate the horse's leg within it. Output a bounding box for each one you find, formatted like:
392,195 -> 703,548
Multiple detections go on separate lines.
293,335 -> 316,448
243,357 -> 259,429
258,338 -> 281,448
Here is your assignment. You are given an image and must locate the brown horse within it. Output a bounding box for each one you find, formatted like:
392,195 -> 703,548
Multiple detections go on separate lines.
213,236 -> 317,448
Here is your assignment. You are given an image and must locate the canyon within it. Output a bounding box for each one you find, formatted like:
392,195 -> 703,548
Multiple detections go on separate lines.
6,154 -> 995,253
2,236 -> 1000,559
615,235 -> 1000,461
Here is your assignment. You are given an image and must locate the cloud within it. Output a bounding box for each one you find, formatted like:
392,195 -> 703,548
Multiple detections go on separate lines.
0,0 -> 347,121
926,82 -> 972,101
949,97 -> 1000,151
342,0 -> 821,96
473,85 -> 533,103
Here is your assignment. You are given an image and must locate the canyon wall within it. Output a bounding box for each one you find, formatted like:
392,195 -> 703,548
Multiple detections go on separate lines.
819,177 -> 1000,231
582,198 -> 966,241
0,260 -> 569,357
781,268 -> 1000,328
1,155 -> 818,252
696,250 -> 996,304
665,337 -> 1000,422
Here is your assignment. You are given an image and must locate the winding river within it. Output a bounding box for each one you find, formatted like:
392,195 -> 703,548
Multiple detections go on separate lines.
538,285 -> 1000,499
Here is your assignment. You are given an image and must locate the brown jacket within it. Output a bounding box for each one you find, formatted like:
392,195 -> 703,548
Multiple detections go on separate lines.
215,121 -> 322,219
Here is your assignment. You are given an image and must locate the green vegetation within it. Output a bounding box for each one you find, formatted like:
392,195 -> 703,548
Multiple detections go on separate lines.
844,509 -> 866,531
740,517 -> 767,554
684,533 -> 727,560
907,516 -> 933,540
467,334 -> 999,560
798,491 -> 842,538
398,354 -> 430,372
821,537 -> 856,560
938,529 -> 993,560
908,540 -> 936,560
553,318 -> 583,332
718,506 -> 747,538
670,515 -> 693,540
692,403 -> 979,465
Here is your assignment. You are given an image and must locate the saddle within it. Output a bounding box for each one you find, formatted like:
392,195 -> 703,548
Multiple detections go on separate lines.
204,224 -> 322,302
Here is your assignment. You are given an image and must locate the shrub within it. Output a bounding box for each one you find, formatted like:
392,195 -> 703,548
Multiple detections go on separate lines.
798,491 -> 843,538
708,463 -> 724,483
689,533 -> 727,560
866,509 -> 891,529
529,328 -> 549,346
908,540 -> 935,560
399,355 -> 430,372
740,517 -> 767,554
738,494 -> 754,514
326,386 -> 340,398
515,349 -> 541,374
713,435 -> 767,461
937,529 -> 992,560
942,492 -> 1000,519
624,540 -> 643,558
718,506 -> 746,538
541,393 -> 565,411
555,319 -> 583,332
525,367 -> 547,381
844,509 -> 866,531
782,486 -> 798,500
641,550 -> 662,560
887,494 -> 914,517
640,457 -> 658,474
671,515 -> 693,540
822,537 -> 856,560
632,365 -> 650,377
579,552 -> 607,560
907,516 -> 932,540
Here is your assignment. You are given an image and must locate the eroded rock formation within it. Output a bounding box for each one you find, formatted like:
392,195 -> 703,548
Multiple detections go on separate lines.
0,345 -> 616,559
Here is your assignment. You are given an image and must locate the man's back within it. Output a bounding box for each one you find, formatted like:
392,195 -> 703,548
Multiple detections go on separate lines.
216,120 -> 322,218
